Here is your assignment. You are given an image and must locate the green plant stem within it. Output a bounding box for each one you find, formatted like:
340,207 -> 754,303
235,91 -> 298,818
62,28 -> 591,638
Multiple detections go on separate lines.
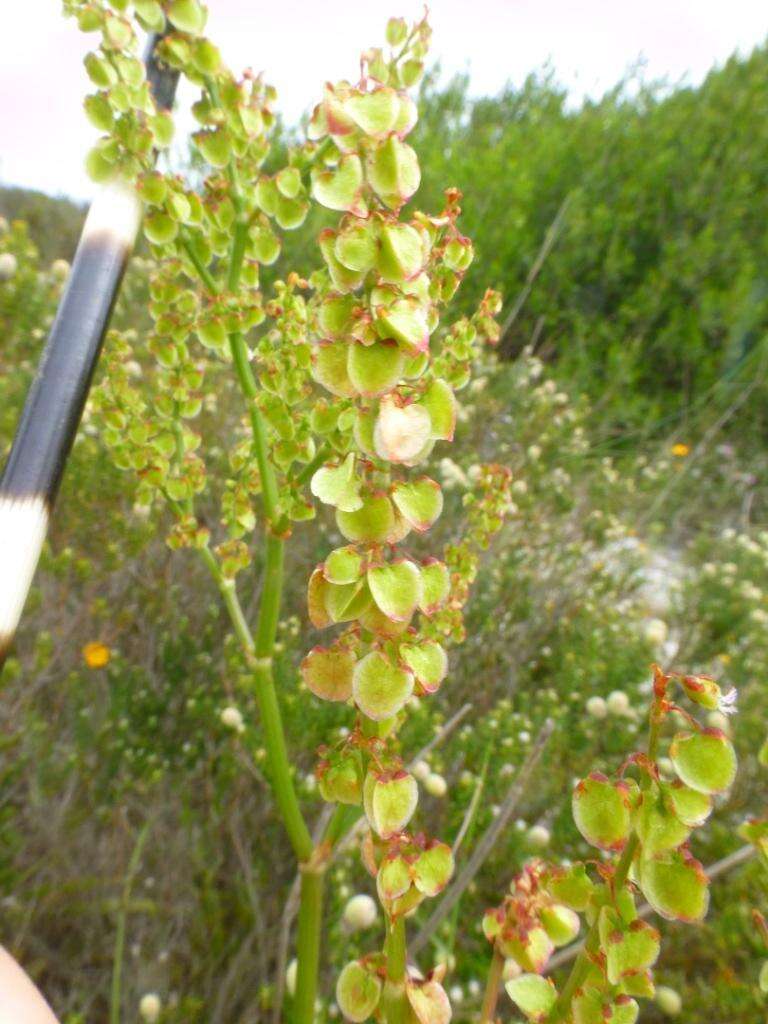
383,915 -> 409,1024
110,822 -> 150,1024
186,123 -> 320,1013
179,234 -> 219,294
294,866 -> 325,1024
480,947 -> 505,1024
292,442 -> 332,487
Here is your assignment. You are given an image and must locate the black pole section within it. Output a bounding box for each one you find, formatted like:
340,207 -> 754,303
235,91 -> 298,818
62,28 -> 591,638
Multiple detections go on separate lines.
0,33 -> 179,665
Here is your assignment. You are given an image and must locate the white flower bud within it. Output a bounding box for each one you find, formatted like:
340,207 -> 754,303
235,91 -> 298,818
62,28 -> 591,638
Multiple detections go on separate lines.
412,759 -> 430,782
449,985 -> 464,1002
139,993 -> 162,1023
526,824 -> 551,848
585,696 -> 607,719
424,772 -> 447,797
0,252 -> 18,280
655,986 -> 682,1016
606,690 -> 630,715
343,894 -> 378,931
220,705 -> 245,733
644,618 -> 668,647
50,258 -> 70,280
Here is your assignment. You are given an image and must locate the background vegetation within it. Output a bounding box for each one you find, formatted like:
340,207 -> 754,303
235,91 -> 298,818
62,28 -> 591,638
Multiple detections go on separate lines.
1,39 -> 767,1024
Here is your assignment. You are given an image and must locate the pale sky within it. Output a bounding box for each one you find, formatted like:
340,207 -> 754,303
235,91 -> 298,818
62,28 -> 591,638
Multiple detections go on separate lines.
1,0 -> 766,200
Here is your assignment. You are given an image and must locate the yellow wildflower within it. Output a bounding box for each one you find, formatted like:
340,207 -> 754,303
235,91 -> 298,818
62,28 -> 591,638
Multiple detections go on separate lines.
671,443 -> 690,457
83,641 -> 110,669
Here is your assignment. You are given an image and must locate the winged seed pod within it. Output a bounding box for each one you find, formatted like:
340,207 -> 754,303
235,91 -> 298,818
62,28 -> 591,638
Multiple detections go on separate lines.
495,666 -> 738,1023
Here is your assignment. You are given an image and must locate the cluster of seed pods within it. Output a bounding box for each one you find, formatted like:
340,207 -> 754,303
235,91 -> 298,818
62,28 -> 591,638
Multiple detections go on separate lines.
483,666 -> 737,1024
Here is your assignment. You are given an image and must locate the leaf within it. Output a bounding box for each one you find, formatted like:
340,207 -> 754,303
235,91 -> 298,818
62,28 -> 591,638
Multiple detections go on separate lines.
638,848 -> 709,922
311,154 -> 366,214
371,771 -> 418,837
400,640 -> 447,693
336,960 -> 382,1023
352,650 -> 414,720
392,477 -> 443,531
300,644 -> 355,702
505,975 -> 557,1021
311,453 -> 362,512
348,340 -> 406,396
366,135 -> 421,208
572,773 -> 632,850
323,545 -> 364,585
367,560 -> 423,621
337,493 -> 397,543
670,729 -> 737,794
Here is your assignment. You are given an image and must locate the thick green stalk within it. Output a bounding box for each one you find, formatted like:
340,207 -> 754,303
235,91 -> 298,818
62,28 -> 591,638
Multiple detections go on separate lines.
383,916 -> 409,1024
294,866 -> 325,1024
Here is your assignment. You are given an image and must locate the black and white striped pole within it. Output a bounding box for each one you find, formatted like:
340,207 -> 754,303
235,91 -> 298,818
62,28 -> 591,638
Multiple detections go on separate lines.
0,34 -> 179,668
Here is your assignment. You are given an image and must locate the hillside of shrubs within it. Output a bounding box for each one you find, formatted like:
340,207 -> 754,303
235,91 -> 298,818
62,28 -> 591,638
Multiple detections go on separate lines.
1,28 -> 767,1024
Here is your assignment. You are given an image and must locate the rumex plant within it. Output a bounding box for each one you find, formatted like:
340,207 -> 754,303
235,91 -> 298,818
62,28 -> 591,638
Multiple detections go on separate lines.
481,666 -> 737,1024
62,2 -> 509,1019
56,2 -> 744,1021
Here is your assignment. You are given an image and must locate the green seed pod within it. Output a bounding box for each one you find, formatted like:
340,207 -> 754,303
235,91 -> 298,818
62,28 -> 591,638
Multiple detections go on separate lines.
167,0 -> 207,35
311,453 -> 363,512
400,640 -> 447,693
406,978 -> 451,1024
572,773 -> 632,851
336,960 -> 382,1023
505,975 -> 557,1021
638,847 -> 709,922
352,650 -> 414,720
418,559 -> 450,615
367,559 -> 423,622
336,493 -> 397,544
412,841 -> 453,896
311,154 -> 366,215
391,477 -> 443,532
300,644 -> 355,702
669,729 -> 737,794
347,340 -> 406,397
369,770 -> 418,838
598,907 -> 660,984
